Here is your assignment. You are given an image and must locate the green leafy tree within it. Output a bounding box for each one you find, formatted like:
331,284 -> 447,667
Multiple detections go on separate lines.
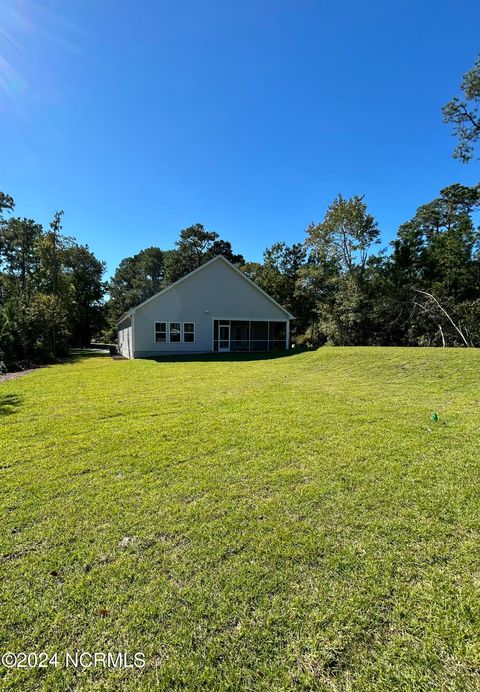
0,217 -> 44,364
165,224 -> 244,282
305,194 -> 380,344
107,247 -> 168,332
443,56 -> 480,163
295,243 -> 341,345
206,239 -> 244,266
26,293 -> 70,361
1,218 -> 43,296
166,224 -> 219,282
381,184 -> 480,346
0,192 -> 108,366
33,211 -> 74,358
307,194 -> 379,275
0,196 -> 23,365
0,192 -> 15,221
394,183 -> 480,298
49,210 -> 64,297
64,244 -> 106,346
241,242 -> 310,334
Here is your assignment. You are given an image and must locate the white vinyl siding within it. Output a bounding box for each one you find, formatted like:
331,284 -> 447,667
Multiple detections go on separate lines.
118,316 -> 133,358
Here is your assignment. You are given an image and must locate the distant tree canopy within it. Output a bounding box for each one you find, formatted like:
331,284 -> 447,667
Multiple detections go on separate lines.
242,185 -> 479,349
443,55 -> 480,163
306,194 -> 380,275
0,198 -> 107,367
386,184 -> 480,347
165,224 -> 245,283
241,242 -> 312,335
108,247 -> 169,323
64,244 -> 106,347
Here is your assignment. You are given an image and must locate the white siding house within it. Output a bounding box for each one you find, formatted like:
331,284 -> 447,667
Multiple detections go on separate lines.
116,255 -> 294,358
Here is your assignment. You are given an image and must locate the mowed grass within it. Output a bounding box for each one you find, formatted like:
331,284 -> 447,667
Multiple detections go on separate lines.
1,348 -> 480,691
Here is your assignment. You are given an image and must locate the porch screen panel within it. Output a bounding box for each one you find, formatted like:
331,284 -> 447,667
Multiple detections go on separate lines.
230,321 -> 249,352
213,320 -> 287,352
251,321 -> 268,351
268,321 -> 286,351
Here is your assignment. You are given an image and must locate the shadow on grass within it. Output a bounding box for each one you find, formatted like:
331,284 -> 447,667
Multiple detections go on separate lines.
65,348 -> 111,364
0,394 -> 21,416
149,347 -> 313,364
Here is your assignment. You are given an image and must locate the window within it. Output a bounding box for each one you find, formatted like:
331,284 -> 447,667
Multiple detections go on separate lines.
170,322 -> 181,342
155,322 -> 167,342
154,321 -> 196,343
183,323 -> 195,342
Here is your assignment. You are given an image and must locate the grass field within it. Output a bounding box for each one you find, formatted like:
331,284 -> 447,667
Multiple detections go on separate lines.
1,347 -> 480,690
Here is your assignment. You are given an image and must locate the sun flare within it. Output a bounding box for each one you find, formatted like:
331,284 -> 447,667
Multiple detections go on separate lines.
0,0 -> 35,109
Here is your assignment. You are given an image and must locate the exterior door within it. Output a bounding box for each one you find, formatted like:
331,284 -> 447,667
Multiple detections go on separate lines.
219,324 -> 230,351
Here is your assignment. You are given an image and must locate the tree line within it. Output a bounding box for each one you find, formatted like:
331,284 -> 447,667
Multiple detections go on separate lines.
1,56 -> 479,368
0,196 -> 105,370
1,181 -> 478,370
106,183 -> 480,348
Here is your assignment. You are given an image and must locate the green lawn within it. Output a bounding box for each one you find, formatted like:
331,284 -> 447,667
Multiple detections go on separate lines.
1,348 -> 480,690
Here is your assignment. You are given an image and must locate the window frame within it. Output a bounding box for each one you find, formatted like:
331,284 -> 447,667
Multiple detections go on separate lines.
183,322 -> 195,343
153,321 -> 196,344
154,321 -> 167,343
169,322 -> 181,343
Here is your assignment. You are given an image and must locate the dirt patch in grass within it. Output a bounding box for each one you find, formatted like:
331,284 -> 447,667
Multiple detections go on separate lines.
0,368 -> 40,384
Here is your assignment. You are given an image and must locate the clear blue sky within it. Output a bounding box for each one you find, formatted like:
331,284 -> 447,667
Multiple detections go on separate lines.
1,0 -> 479,277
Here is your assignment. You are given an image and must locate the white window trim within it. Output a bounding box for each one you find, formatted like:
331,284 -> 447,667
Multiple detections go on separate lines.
154,321 -> 167,343
169,321 -> 182,343
182,322 -> 195,343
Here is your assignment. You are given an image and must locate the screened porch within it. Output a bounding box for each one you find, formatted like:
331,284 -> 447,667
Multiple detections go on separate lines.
213,320 -> 288,352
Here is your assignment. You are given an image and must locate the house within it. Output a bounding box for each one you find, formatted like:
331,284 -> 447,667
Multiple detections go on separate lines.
117,255 -> 294,358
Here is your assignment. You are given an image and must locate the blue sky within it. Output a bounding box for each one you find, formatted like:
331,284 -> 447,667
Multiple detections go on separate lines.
1,0 -> 479,277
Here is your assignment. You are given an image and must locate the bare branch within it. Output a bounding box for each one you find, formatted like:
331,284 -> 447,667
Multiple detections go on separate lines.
413,301 -> 446,346
414,289 -> 470,347
438,324 -> 446,348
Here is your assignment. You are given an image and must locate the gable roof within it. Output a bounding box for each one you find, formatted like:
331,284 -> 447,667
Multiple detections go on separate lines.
116,255 -> 294,324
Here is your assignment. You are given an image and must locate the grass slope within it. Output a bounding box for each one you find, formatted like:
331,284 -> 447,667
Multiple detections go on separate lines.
1,348 -> 480,690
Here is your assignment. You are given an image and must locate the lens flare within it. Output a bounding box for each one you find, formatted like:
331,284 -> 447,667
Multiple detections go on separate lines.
0,0 -> 81,116
0,0 -> 32,110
